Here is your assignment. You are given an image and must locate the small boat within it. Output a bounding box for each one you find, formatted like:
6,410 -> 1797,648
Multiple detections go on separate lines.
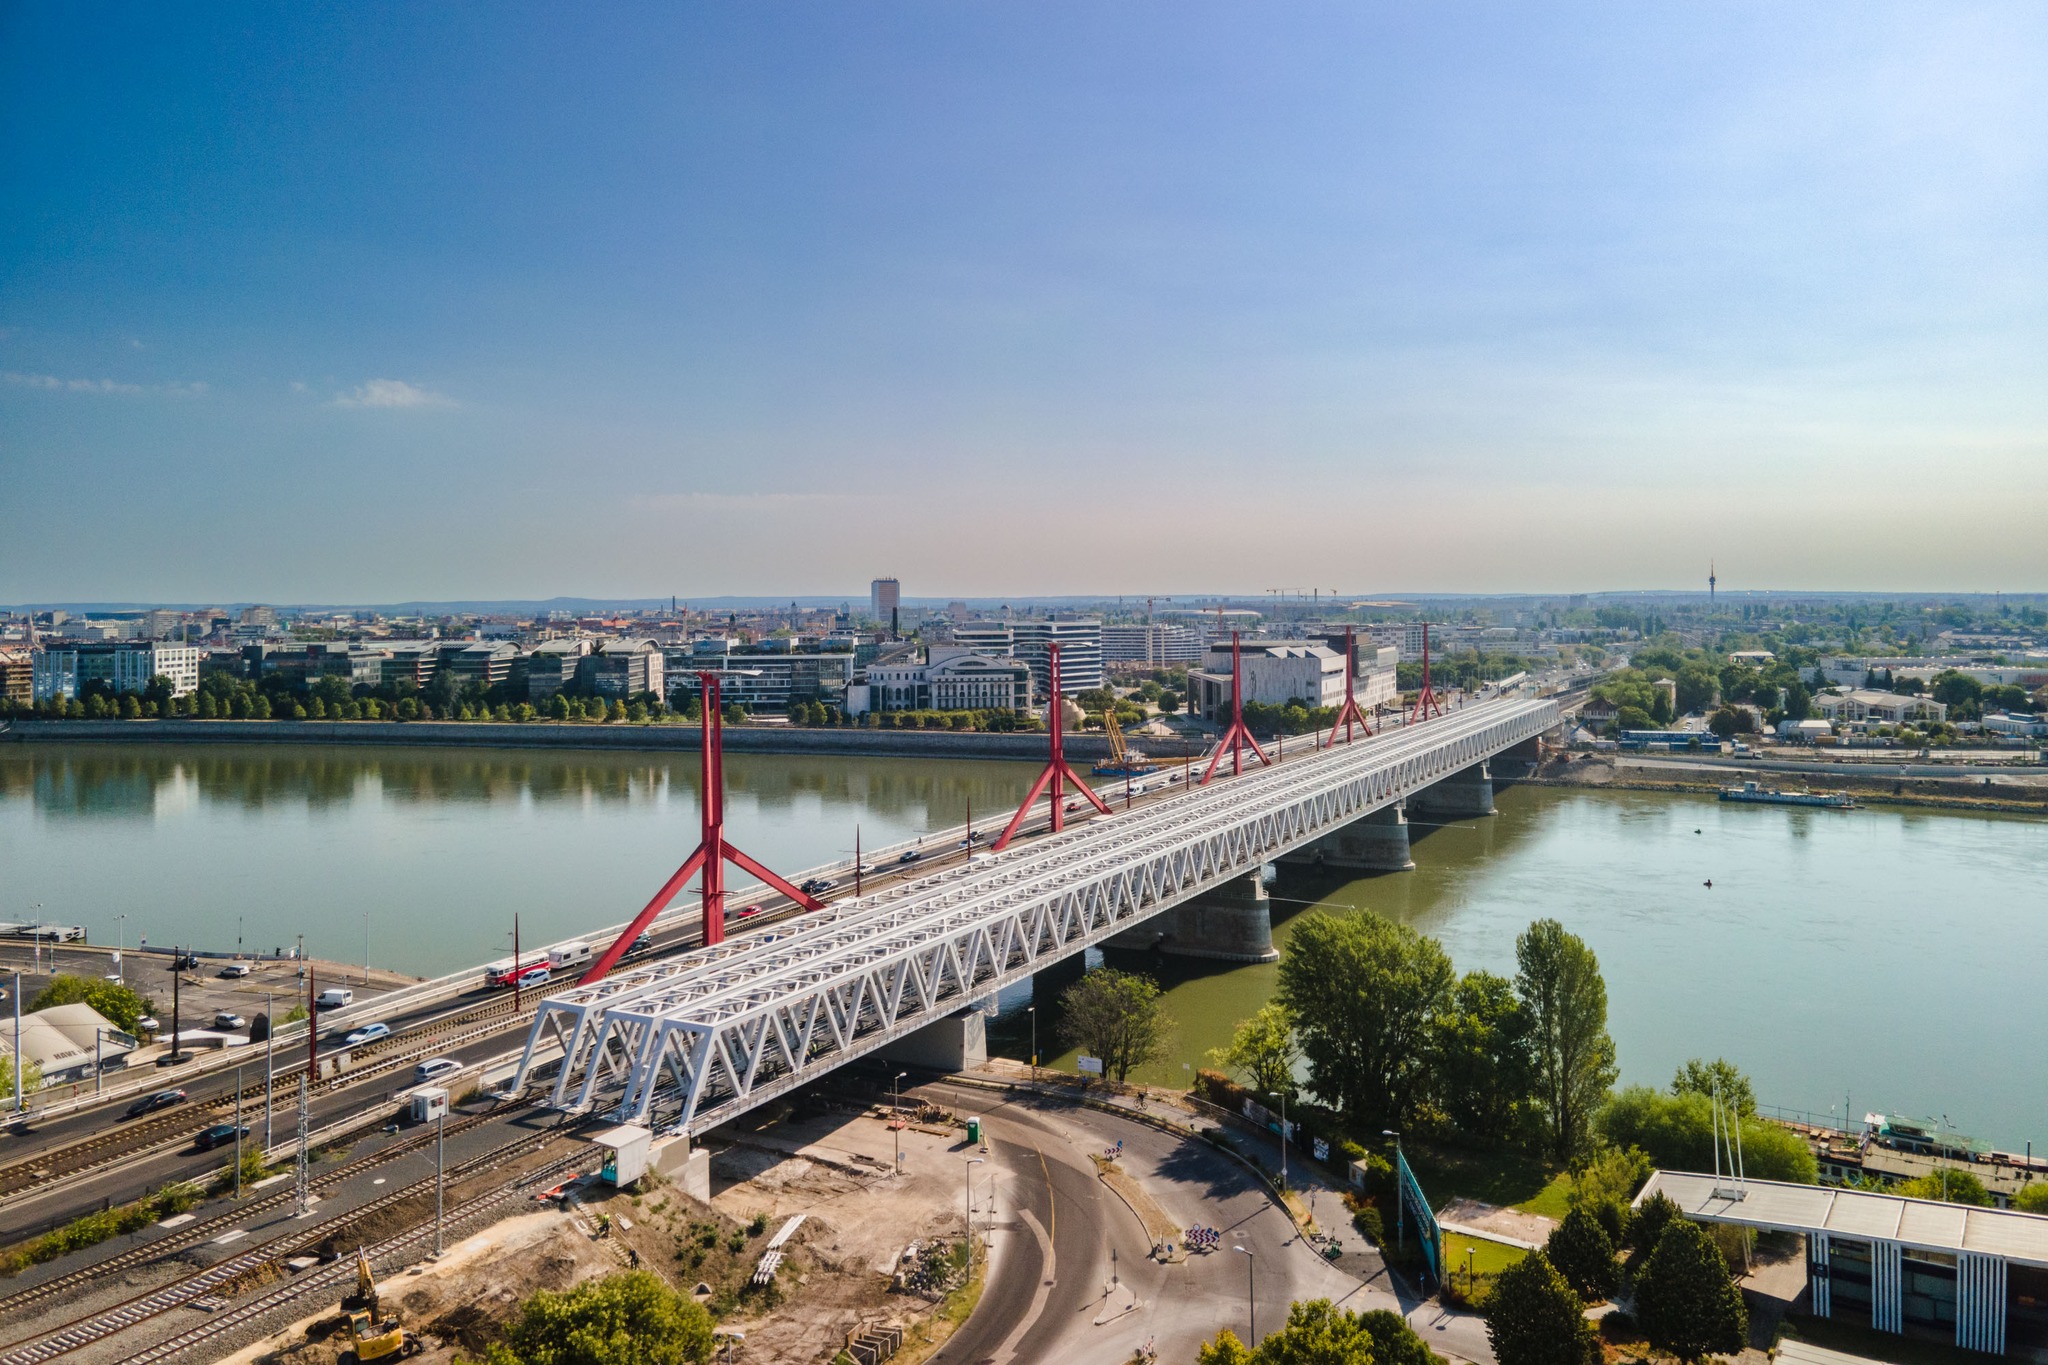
1719,780 -> 1855,809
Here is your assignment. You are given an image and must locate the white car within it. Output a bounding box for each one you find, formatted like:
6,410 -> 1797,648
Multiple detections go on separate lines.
414,1057 -> 462,1083
213,1011 -> 248,1031
218,962 -> 254,979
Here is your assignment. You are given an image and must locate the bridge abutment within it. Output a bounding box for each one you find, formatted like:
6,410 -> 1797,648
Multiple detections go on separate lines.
1277,800 -> 1415,873
1409,760 -> 1496,818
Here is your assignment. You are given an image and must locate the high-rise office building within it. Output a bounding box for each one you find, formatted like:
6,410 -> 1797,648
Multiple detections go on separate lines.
870,578 -> 900,624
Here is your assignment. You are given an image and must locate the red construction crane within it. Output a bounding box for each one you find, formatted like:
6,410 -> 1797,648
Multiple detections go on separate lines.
992,643 -> 1113,851
1323,625 -> 1373,747
582,672 -> 824,984
1200,631 -> 1273,784
1407,623 -> 1444,724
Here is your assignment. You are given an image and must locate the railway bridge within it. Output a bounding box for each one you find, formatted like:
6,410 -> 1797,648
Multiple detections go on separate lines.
510,696 -> 1559,1137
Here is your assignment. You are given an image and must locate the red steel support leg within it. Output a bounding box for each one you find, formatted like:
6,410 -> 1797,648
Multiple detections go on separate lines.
1407,622 -> 1444,725
1200,631 -> 1272,785
993,643 -> 1111,852
583,671 -> 824,985
1324,625 -> 1373,748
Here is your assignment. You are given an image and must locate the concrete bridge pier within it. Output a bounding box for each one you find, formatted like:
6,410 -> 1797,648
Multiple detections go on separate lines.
1277,801 -> 1415,873
880,1009 -> 989,1071
1409,760 -> 1496,818
1102,871 -> 1279,963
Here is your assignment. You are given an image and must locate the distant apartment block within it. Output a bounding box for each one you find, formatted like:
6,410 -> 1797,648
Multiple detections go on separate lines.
525,638 -> 593,701
438,641 -> 519,691
666,645 -> 856,713
1011,618 -> 1103,695
0,650 -> 32,706
1101,623 -> 1204,666
582,639 -> 664,698
31,642 -> 203,701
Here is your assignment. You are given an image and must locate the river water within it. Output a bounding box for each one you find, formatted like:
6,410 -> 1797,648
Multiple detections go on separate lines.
2,743 -> 2042,1148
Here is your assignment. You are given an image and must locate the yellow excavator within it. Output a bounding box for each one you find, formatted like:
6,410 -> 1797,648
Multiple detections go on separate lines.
343,1249 -> 422,1361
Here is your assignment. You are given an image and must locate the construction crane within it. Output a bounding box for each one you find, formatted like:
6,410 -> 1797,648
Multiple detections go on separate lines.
1091,708 -> 1156,777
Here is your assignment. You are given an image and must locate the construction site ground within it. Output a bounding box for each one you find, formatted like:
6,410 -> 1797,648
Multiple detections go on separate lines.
227,1102 -> 994,1365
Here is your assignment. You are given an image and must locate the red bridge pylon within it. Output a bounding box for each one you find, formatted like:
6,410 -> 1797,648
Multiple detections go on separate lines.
992,643 -> 1112,851
583,672 -> 824,984
1407,622 -> 1444,725
1200,632 -> 1273,785
1323,625 -> 1374,748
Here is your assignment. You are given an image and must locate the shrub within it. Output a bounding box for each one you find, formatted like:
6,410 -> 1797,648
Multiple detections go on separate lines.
1351,1202 -> 1385,1245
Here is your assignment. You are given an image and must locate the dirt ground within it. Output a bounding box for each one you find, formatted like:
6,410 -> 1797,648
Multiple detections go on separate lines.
1437,1197 -> 1559,1248
230,1102 -> 992,1364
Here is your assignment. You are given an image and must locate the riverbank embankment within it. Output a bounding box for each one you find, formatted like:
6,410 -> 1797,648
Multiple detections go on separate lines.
1531,750 -> 2048,816
0,717 -> 1213,763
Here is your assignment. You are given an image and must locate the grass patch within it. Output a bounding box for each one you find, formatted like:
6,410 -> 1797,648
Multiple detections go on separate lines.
1438,1231 -> 1530,1308
0,1182 -> 201,1276
1403,1143 -> 1564,1213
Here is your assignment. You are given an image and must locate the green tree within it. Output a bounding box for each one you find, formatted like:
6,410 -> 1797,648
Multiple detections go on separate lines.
484,1270 -> 715,1365
1675,664 -> 1719,714
1635,1218 -> 1747,1363
1206,1003 -> 1300,1096
1056,968 -> 1173,1085
1571,1144 -> 1653,1246
1895,1170 -> 1993,1205
1277,911 -> 1454,1130
1597,1088 -> 1816,1184
1484,1251 -> 1598,1365
1544,1206 -> 1619,1302
1706,708 -> 1741,739
119,694 -> 141,719
1432,970 -> 1535,1147
1782,681 -> 1812,721
1613,704 -> 1654,731
1670,1058 -> 1755,1116
1514,920 -> 1616,1162
29,975 -> 156,1033
0,1053 -> 41,1102
1625,1190 -> 1682,1264
1196,1299 -> 1443,1365
2012,1183 -> 2048,1214
1929,669 -> 1985,719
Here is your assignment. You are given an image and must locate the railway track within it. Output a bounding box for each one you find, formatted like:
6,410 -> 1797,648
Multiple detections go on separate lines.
0,988 -> 544,1210
0,1098 -> 534,1325
0,1113 -> 568,1365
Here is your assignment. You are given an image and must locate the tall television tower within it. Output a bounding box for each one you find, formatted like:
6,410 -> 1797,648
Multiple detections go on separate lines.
1709,560 -> 1717,605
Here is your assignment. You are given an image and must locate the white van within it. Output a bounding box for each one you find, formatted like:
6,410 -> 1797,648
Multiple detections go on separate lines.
547,941 -> 592,969
316,987 -> 355,1010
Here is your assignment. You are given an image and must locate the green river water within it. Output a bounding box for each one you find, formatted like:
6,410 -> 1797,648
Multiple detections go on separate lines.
1,742 -> 2041,1148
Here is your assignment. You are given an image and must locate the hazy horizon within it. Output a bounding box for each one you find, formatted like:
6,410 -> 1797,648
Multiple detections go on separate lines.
5,4 -> 2045,601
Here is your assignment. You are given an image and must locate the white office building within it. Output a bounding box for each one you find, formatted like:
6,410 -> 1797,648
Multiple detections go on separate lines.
1012,618 -> 1103,696
845,649 -> 1033,715
32,643 -> 202,701
1102,623 -> 1205,666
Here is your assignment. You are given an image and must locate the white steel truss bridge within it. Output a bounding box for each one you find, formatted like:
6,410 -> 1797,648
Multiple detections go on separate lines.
510,697 -> 1558,1135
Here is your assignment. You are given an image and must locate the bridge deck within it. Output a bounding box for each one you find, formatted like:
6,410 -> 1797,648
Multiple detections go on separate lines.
512,697 -> 1557,1134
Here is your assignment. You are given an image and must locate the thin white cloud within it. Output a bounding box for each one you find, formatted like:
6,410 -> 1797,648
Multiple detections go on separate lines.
3,371 -> 205,396
332,378 -> 455,409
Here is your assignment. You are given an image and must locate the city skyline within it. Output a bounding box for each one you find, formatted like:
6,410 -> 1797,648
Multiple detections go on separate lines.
5,4 -> 2047,601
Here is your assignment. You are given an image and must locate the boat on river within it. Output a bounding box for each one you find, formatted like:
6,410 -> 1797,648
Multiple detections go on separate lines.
1719,780 -> 1855,809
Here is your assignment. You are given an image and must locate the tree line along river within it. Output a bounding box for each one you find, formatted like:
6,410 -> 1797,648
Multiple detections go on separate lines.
1,741 -> 2041,1149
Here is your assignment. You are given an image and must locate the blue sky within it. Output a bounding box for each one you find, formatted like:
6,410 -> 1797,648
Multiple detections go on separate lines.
3,3 -> 2045,602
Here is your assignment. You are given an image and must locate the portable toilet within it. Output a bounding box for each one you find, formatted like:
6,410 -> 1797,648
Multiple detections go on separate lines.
409,1087 -> 449,1124
594,1124 -> 654,1188
966,1118 -> 982,1145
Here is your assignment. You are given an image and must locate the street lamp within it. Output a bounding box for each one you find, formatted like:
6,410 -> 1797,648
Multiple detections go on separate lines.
964,1156 -> 985,1255
893,1071 -> 908,1174
1233,1245 -> 1256,1343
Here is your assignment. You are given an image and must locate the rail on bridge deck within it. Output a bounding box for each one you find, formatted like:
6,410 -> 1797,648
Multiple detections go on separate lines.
508,697 -> 1559,1137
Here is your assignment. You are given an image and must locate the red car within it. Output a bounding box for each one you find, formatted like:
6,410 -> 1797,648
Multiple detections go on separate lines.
736,904 -> 764,920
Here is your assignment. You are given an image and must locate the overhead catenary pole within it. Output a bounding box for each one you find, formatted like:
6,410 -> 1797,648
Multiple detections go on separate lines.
264,990 -> 275,1148
1198,633 -> 1273,785
992,644 -> 1112,851
297,968 -> 314,1217
582,671 -> 825,983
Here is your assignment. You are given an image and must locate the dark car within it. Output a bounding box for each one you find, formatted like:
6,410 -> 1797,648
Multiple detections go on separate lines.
125,1089 -> 187,1119
193,1122 -> 250,1151
169,953 -> 201,970
799,877 -> 838,895
897,849 -> 923,864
